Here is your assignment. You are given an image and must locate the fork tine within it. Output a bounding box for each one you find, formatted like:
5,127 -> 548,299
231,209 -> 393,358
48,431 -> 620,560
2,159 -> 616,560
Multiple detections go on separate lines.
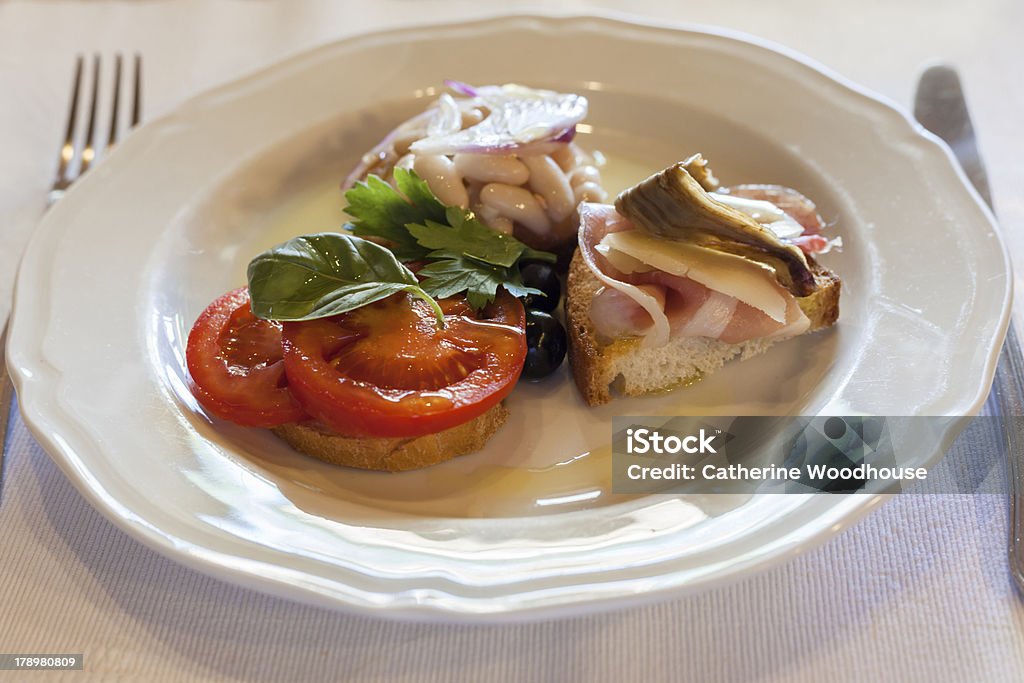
131,53 -> 142,127
79,54 -> 101,175
54,56 -> 84,185
107,54 -> 123,149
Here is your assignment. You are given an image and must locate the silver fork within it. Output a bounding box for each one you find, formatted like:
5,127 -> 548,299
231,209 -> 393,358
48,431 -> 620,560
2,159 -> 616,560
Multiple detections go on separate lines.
49,54 -> 142,205
0,54 -> 142,494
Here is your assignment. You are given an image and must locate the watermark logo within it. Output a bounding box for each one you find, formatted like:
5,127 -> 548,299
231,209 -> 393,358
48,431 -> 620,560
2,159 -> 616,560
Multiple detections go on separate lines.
625,427 -> 719,455
610,416 -> 952,495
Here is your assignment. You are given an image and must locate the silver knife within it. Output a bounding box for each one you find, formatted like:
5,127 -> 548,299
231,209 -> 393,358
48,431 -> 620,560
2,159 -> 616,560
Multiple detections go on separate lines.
0,321 -> 10,492
913,65 -> 1024,594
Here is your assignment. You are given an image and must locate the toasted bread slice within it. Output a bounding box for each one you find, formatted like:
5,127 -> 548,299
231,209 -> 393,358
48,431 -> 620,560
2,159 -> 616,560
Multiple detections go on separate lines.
272,402 -> 508,472
566,250 -> 840,406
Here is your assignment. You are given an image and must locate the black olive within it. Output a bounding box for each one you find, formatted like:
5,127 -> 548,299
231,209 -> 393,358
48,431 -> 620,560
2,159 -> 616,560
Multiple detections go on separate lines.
520,261 -> 561,313
522,310 -> 567,380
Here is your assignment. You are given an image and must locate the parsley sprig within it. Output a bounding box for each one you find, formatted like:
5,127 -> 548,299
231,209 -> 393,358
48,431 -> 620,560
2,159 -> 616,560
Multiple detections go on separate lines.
346,169 -> 556,310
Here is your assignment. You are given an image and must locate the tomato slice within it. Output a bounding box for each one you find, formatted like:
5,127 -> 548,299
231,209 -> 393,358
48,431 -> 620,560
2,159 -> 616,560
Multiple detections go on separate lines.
186,287 -> 307,427
281,292 -> 526,438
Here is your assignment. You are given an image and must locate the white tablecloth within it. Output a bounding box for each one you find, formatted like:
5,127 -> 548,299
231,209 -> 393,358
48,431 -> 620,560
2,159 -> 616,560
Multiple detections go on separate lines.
2,1 -> 1023,680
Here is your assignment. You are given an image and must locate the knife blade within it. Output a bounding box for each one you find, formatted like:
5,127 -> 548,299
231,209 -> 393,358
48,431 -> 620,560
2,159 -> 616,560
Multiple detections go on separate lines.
913,64 -> 1024,594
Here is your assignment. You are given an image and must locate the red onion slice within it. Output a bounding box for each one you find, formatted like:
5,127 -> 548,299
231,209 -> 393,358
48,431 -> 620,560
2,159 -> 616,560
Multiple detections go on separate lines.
552,126 -> 576,143
426,93 -> 463,138
443,79 -> 479,98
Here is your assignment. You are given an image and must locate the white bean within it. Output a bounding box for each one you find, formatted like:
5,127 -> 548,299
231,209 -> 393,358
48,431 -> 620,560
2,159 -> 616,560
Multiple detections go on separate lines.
521,154 -> 575,222
454,153 -> 530,185
413,154 -> 469,208
475,204 -> 514,234
488,215 -> 515,235
480,183 -> 551,236
475,202 -> 497,222
569,165 -> 602,188
574,181 -> 607,204
550,144 -> 576,172
465,180 -> 484,207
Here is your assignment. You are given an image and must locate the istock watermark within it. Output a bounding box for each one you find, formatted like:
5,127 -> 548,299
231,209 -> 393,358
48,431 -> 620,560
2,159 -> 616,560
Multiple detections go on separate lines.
611,415 -> 1000,495
625,427 -> 719,455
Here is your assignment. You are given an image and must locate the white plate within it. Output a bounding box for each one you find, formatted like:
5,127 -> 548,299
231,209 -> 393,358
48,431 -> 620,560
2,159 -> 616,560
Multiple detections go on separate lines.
7,14 -> 1010,621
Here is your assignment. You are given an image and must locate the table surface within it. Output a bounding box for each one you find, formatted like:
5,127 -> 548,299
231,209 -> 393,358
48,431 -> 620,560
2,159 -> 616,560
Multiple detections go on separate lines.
2,1 -> 1023,681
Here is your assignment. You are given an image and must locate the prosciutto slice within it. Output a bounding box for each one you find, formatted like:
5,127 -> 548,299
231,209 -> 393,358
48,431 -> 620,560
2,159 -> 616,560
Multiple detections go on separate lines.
578,202 -> 813,348
578,203 -> 672,347
719,184 -> 824,234
719,184 -> 841,255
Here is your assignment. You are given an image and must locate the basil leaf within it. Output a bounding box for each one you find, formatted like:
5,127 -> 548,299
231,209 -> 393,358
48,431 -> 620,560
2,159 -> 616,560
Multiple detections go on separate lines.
247,233 -> 443,324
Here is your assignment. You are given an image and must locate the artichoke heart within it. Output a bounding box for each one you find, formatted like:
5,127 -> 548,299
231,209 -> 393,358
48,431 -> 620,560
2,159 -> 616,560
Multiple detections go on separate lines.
680,153 -> 720,192
614,155 -> 817,297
